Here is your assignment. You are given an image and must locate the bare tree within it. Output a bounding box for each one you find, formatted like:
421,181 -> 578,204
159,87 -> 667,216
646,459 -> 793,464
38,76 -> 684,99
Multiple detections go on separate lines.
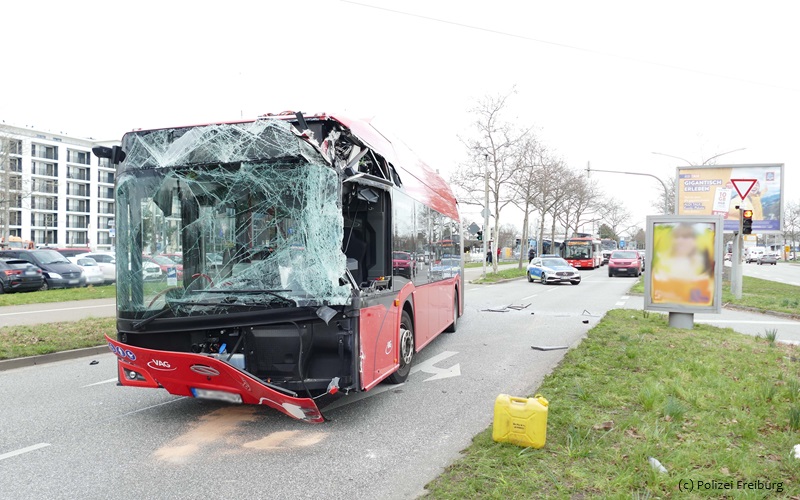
558,173 -> 601,237
510,134 -> 547,268
526,154 -> 563,256
783,199 -> 800,260
497,223 -> 518,250
0,129 -> 26,244
452,90 -> 528,273
600,199 -> 631,241
651,176 -> 676,214
546,159 -> 572,248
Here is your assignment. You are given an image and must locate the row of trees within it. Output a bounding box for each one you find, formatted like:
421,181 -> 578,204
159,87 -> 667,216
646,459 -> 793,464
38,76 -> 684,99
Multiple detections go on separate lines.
452,90 -> 638,271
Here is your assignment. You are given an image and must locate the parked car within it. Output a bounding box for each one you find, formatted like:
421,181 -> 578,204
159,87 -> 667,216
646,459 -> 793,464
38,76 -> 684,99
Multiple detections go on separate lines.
757,253 -> 778,265
142,261 -> 163,281
160,252 -> 183,265
53,247 -> 93,258
744,246 -> 766,263
77,252 -> 116,283
68,256 -> 106,285
392,251 -> 415,279
143,255 -> 183,279
527,257 -> 581,285
0,259 -> 44,293
608,250 -> 642,277
0,249 -> 83,290
637,250 -> 646,271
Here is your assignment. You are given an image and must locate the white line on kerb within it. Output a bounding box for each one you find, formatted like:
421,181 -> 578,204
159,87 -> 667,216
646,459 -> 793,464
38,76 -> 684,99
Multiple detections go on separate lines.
0,304 -> 115,317
82,378 -> 117,388
0,443 -> 50,462
696,320 -> 798,325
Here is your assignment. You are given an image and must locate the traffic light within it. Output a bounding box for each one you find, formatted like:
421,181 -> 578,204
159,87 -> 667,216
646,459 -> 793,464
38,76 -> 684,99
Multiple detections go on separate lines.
742,209 -> 753,235
476,230 -> 483,241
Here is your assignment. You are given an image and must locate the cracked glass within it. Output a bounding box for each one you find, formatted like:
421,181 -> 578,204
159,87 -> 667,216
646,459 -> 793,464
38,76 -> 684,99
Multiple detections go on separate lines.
115,120 -> 351,319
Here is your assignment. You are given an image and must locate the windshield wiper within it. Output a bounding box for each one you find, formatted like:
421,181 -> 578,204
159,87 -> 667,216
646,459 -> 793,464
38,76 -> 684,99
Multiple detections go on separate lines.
193,289 -> 296,306
132,301 -> 176,330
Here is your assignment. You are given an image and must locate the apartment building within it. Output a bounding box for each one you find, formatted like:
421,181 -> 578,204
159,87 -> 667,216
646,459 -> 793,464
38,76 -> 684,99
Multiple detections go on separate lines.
1,124 -> 117,250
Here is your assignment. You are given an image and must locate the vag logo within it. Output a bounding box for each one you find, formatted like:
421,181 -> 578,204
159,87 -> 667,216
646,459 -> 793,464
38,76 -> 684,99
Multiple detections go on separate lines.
147,359 -> 177,371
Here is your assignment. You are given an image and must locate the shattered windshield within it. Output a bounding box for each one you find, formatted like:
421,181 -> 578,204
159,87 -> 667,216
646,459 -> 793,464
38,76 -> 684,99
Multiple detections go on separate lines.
115,121 -> 351,319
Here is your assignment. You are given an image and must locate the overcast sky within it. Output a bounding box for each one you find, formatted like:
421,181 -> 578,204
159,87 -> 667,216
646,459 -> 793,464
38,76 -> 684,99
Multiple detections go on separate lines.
2,0 -> 797,234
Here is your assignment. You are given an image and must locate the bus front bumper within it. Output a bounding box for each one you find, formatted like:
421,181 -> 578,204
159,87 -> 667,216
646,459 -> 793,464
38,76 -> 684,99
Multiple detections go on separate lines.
105,335 -> 324,423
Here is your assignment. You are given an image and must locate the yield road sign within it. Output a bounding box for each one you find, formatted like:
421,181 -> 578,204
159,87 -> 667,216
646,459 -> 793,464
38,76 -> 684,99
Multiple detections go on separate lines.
731,178 -> 757,200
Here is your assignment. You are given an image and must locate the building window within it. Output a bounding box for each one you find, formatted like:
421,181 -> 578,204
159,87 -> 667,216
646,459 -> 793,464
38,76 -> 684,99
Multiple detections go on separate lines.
67,215 -> 89,229
8,210 -> 22,226
32,179 -> 58,194
67,199 -> 89,213
33,229 -> 58,245
2,157 -> 23,172
67,182 -> 89,197
31,195 -> 58,210
98,186 -> 114,199
2,139 -> 23,155
96,233 -> 112,245
98,201 -> 114,214
99,171 -> 115,184
31,143 -> 58,160
31,213 -> 58,227
66,149 -> 91,165
67,166 -> 89,181
67,230 -> 88,245
31,160 -> 58,177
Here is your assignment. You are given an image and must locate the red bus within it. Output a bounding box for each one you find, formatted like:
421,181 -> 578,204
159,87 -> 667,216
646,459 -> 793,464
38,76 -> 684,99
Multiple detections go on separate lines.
97,112 -> 463,423
562,236 -> 602,269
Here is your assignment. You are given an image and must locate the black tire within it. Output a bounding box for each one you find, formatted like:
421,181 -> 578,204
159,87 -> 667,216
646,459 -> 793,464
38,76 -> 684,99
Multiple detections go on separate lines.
40,280 -> 50,291
571,281 -> 580,285
527,271 -> 534,282
540,273 -> 547,285
0,282 -> 4,294
387,310 -> 414,384
445,293 -> 458,333
608,270 -> 612,277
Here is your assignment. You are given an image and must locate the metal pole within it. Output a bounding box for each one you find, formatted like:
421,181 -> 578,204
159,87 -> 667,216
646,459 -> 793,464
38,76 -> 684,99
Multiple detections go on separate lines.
482,154 -> 489,278
588,166 -> 671,214
731,208 -> 743,299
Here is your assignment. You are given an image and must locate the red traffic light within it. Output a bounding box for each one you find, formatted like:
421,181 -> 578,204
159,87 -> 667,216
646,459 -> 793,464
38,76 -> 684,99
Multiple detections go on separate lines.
743,210 -> 753,218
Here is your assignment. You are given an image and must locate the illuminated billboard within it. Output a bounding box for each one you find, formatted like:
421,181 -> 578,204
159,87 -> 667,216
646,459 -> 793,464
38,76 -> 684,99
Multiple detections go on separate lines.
644,215 -> 724,314
675,164 -> 784,232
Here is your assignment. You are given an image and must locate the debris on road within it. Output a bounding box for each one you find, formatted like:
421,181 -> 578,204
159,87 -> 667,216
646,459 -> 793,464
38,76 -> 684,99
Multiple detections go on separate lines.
531,345 -> 569,351
89,360 -> 99,365
482,303 -> 531,313
648,456 -> 668,474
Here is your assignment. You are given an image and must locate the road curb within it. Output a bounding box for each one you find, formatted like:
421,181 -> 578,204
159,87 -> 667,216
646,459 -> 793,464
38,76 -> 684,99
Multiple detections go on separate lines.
0,345 -> 108,372
627,291 -> 799,321
469,276 -> 527,285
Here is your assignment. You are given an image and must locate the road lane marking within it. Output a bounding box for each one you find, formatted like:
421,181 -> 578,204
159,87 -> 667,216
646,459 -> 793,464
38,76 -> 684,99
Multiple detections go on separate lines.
621,296 -> 630,300
521,293 -> 539,300
546,288 -> 558,292
615,301 -> 626,306
0,304 -> 115,317
82,378 -> 117,388
0,443 -> 50,462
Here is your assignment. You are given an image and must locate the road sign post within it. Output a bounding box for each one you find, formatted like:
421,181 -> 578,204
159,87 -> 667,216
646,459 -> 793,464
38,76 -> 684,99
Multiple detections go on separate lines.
731,207 -> 744,299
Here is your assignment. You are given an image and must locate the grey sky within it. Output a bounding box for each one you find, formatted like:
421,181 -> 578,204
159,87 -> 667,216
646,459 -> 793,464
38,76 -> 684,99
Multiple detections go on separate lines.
2,0 -> 797,232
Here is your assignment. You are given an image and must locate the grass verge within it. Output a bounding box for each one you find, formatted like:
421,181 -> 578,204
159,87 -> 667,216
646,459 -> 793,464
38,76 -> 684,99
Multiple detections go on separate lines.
426,309 -> 800,498
471,267 -> 528,284
0,317 -> 115,360
0,285 -> 115,307
629,275 -> 800,316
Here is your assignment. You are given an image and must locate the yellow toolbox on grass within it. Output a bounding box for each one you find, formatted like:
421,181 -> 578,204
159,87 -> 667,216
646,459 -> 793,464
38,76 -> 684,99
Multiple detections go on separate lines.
492,394 -> 549,448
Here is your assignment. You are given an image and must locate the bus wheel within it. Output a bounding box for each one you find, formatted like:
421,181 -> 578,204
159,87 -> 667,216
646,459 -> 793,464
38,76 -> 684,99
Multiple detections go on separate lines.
388,310 -> 414,384
445,293 -> 458,333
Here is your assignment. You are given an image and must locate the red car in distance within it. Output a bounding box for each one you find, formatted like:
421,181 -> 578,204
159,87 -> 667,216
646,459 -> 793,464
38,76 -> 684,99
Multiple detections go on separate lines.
143,255 -> 184,279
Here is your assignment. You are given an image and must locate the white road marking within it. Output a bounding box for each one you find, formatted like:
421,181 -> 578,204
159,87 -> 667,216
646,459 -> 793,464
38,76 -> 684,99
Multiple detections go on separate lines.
615,301 -> 627,306
546,288 -> 558,293
410,351 -> 460,382
0,304 -> 114,317
82,378 -> 117,388
521,293 -> 539,300
0,443 -> 50,462
621,296 -> 630,300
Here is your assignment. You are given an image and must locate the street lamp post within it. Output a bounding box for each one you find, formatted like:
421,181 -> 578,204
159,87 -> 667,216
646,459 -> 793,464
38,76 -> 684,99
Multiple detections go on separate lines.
482,154 -> 489,278
587,162 -> 671,214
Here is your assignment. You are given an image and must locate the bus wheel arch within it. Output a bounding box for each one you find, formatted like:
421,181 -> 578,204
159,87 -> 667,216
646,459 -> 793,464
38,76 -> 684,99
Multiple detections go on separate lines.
445,287 -> 459,333
387,306 -> 414,384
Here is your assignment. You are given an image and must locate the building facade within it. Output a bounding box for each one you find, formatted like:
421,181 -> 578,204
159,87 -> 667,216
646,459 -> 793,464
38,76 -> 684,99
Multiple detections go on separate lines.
1,124 -> 117,251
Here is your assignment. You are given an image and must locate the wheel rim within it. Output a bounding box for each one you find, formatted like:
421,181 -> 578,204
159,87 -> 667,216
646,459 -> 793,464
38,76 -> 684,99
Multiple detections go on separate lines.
541,274 -> 546,283
399,325 -> 414,365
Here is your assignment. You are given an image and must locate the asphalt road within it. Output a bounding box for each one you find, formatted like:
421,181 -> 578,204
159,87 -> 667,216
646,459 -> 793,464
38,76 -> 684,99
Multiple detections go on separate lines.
738,260 -> 800,286
0,266 -> 634,500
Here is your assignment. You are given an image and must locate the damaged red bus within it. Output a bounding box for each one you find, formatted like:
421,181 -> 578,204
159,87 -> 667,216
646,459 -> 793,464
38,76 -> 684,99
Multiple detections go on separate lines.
96,112 -> 463,423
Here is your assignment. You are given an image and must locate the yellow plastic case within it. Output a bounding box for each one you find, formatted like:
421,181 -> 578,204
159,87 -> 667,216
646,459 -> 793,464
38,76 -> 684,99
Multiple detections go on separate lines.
492,394 -> 549,449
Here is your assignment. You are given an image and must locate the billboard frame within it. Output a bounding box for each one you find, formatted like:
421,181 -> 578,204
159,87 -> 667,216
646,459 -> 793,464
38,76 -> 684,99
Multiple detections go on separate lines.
644,215 -> 724,317
674,163 -> 784,233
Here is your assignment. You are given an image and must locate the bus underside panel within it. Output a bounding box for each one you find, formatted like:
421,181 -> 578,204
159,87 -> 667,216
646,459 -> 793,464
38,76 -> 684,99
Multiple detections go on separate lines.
106,335 -> 325,423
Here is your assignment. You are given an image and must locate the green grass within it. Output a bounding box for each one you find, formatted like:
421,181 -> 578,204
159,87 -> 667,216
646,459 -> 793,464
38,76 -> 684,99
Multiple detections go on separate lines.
0,285 -> 115,306
628,275 -> 800,316
0,317 -> 115,360
471,268 -> 528,284
426,309 -> 800,498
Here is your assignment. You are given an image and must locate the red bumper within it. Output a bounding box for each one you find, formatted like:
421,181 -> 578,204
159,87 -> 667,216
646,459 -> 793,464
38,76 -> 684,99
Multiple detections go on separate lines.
105,335 -> 323,423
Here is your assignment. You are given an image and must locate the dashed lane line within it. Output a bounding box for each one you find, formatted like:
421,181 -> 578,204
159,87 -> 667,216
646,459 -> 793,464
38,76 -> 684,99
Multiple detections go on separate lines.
0,443 -> 50,462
